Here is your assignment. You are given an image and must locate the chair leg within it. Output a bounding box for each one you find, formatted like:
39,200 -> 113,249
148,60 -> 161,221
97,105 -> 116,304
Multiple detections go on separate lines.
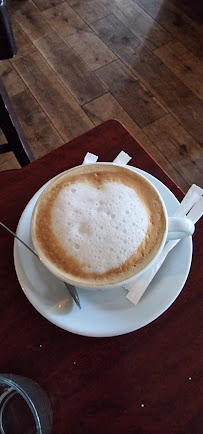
0,77 -> 35,167
0,1 -> 17,60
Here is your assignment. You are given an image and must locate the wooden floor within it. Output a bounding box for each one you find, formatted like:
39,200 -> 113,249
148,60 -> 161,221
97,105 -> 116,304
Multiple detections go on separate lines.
0,0 -> 203,192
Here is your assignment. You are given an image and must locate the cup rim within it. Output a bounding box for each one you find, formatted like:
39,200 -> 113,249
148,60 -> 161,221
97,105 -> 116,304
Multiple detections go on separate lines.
31,162 -> 168,290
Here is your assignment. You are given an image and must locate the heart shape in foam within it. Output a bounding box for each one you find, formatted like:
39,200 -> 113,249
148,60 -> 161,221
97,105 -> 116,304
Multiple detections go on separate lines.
51,181 -> 149,274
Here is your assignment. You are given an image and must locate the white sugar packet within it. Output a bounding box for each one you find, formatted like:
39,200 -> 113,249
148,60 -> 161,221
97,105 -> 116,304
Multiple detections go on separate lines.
113,151 -> 132,165
83,152 -> 98,165
126,185 -> 203,305
82,151 -> 132,166
173,184 -> 203,217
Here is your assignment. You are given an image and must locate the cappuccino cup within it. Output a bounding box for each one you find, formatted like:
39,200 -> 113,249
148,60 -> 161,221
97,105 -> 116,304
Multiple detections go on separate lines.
31,163 -> 194,290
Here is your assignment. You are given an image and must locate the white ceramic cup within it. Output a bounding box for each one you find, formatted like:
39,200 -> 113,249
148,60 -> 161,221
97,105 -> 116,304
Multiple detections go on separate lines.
31,163 -> 194,290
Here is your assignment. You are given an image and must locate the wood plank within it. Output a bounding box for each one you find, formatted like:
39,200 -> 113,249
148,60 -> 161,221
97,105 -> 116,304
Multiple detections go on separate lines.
43,2 -> 89,37
0,60 -> 26,97
32,0 -> 64,12
0,130 -> 6,145
143,114 -> 203,188
66,27 -> 117,71
35,29 -> 107,104
0,152 -> 14,166
0,156 -> 21,172
83,92 -> 189,191
0,134 -> 13,166
134,0 -> 203,59
92,14 -> 203,143
11,88 -> 64,158
13,52 -> 94,142
11,0 -> 52,42
95,60 -> 166,128
66,0 -> 110,24
168,0 -> 203,24
99,0 -> 173,50
10,19 -> 36,62
154,41 -> 203,101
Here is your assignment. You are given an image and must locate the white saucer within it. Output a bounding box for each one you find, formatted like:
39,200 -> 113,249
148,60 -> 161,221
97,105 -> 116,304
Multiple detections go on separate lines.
14,167 -> 193,337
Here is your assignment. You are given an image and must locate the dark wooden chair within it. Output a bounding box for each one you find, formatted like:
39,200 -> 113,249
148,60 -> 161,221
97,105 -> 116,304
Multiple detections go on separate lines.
0,0 -> 35,167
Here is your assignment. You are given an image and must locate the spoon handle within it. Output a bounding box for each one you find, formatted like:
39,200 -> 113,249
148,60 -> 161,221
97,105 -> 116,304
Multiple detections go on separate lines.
64,283 -> 81,309
0,222 -> 81,309
0,222 -> 38,257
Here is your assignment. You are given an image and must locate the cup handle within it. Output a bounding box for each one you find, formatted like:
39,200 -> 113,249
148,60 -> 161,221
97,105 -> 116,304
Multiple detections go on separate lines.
167,217 -> 195,240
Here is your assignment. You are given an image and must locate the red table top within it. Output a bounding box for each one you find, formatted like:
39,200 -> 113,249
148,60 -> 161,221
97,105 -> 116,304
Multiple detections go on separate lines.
0,120 -> 202,433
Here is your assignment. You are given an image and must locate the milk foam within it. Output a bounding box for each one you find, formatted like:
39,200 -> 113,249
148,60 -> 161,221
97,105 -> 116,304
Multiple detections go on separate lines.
51,182 -> 149,274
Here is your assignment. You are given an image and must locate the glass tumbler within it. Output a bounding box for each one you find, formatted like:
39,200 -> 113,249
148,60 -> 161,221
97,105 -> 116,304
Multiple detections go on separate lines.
0,374 -> 52,433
